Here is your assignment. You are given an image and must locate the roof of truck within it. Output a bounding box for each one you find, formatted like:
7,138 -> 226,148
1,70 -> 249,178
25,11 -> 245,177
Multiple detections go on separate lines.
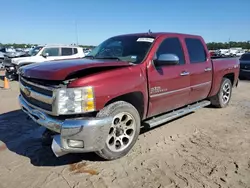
43,44 -> 81,48
114,32 -> 202,38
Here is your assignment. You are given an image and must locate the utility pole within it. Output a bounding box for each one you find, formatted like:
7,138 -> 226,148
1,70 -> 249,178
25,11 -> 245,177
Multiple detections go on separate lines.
75,20 -> 79,45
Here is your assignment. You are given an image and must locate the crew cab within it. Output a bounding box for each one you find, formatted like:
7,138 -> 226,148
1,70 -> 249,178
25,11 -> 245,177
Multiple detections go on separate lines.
4,45 -> 85,80
18,32 -> 239,160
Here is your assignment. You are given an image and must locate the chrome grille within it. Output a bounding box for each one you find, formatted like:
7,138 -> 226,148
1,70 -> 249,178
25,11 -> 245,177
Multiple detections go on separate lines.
19,77 -> 56,115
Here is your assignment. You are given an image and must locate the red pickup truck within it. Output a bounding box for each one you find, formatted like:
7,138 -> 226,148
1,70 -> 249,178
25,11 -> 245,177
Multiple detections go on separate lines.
18,32 -> 239,160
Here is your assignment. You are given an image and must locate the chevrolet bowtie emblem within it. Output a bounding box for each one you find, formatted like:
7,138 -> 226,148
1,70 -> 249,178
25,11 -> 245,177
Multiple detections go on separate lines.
23,87 -> 31,97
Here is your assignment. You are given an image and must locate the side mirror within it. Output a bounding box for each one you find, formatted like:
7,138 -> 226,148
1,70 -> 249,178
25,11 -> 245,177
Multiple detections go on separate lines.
154,54 -> 179,67
42,53 -> 49,58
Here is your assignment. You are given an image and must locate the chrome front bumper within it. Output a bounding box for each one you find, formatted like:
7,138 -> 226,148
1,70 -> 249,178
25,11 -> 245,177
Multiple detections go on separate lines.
19,95 -> 112,157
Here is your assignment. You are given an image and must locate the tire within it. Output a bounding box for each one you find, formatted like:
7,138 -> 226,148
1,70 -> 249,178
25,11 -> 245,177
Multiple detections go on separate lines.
210,78 -> 232,108
95,101 -> 141,160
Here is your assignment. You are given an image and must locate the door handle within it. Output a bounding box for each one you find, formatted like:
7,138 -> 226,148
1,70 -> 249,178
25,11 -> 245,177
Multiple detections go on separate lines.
180,71 -> 190,76
204,67 -> 212,72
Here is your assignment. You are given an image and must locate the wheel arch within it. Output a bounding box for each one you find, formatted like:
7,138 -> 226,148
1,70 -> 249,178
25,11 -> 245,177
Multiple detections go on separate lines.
223,73 -> 235,86
104,91 -> 145,120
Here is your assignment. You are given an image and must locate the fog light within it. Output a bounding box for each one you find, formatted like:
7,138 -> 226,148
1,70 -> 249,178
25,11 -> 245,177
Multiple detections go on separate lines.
67,139 -> 84,148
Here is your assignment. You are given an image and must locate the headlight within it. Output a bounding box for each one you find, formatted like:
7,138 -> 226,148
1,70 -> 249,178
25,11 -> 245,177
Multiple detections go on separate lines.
11,58 -> 16,63
57,86 -> 95,115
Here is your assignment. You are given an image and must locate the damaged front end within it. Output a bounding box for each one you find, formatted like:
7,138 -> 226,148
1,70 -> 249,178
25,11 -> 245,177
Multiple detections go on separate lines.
18,75 -> 113,157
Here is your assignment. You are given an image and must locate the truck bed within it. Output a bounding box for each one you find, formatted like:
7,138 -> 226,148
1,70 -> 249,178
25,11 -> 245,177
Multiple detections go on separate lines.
209,58 -> 240,97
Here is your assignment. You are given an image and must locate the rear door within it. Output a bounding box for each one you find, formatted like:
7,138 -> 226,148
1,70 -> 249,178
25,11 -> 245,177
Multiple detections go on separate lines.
59,47 -> 81,60
184,38 -> 212,103
147,36 -> 191,117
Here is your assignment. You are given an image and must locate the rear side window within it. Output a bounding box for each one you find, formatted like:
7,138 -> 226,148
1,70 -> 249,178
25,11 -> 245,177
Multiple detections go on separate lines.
185,38 -> 207,63
156,37 -> 185,65
61,48 -> 73,56
73,48 -> 78,54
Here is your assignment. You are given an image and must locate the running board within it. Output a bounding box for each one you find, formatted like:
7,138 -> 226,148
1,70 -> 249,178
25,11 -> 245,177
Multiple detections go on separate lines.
144,100 -> 211,129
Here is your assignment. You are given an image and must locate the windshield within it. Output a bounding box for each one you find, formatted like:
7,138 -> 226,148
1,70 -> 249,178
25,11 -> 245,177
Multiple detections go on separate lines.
28,46 -> 43,56
86,35 -> 155,64
240,53 -> 250,61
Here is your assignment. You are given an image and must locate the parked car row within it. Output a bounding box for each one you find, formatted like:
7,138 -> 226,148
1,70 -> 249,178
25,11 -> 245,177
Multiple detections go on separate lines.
209,48 -> 249,59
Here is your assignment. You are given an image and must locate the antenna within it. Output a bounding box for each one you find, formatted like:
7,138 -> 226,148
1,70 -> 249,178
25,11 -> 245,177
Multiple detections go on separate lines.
148,29 -> 152,35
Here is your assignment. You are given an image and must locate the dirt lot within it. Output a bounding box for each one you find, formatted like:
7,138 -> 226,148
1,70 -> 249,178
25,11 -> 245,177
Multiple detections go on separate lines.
0,71 -> 250,188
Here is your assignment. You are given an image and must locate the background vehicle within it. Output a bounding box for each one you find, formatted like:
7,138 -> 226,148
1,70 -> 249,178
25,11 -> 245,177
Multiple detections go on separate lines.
229,49 -> 238,57
83,49 -> 92,56
209,50 -> 221,58
219,49 -> 230,57
18,32 -> 239,160
0,52 -> 4,69
4,44 -> 85,80
239,52 -> 250,79
236,50 -> 246,57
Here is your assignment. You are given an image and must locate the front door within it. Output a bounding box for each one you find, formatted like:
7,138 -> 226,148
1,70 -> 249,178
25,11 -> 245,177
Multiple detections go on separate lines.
147,37 -> 191,117
41,47 -> 60,61
184,38 -> 213,103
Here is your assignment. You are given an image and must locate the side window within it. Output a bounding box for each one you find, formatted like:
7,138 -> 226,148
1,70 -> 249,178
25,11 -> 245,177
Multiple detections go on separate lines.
156,38 -> 185,65
61,48 -> 73,56
185,38 -> 207,63
73,48 -> 78,54
43,48 -> 59,56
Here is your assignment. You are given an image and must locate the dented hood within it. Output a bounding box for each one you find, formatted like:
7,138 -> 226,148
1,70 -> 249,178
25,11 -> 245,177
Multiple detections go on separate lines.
20,58 -> 132,80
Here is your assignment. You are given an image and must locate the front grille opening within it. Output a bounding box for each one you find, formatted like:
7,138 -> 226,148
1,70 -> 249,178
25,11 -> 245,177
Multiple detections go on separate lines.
20,78 -> 53,96
21,90 -> 52,111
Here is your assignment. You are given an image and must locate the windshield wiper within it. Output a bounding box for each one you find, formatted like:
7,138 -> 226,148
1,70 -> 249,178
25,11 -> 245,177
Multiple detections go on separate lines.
84,55 -> 95,59
95,57 -> 122,61
84,55 -> 136,64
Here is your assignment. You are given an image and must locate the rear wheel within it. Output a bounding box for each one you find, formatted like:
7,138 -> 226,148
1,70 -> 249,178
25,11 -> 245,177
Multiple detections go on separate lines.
210,78 -> 232,108
95,101 -> 141,160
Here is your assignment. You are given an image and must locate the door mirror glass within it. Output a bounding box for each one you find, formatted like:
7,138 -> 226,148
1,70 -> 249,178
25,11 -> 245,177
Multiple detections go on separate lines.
154,54 -> 179,66
42,52 -> 49,58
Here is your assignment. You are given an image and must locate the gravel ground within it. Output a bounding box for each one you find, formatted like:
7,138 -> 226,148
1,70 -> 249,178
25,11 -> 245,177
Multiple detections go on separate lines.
0,71 -> 250,188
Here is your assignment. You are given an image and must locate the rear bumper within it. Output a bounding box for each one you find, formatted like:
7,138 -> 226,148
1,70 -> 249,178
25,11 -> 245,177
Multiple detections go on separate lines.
19,95 -> 112,157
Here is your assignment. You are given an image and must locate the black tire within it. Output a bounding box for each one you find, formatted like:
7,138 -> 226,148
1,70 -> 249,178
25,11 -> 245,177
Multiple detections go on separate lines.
210,78 -> 232,108
95,101 -> 141,160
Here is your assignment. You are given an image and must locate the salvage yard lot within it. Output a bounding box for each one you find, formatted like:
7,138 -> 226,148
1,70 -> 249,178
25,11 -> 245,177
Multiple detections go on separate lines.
0,71 -> 250,188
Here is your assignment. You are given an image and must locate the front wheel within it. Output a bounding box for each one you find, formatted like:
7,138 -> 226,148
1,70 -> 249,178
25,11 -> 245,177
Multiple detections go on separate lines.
210,78 -> 232,108
95,101 -> 141,160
